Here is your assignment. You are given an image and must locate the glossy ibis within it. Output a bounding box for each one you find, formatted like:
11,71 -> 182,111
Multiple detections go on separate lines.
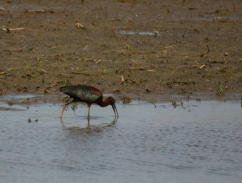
59,85 -> 119,119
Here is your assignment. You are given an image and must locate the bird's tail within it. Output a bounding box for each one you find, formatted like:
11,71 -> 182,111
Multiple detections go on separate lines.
59,86 -> 71,93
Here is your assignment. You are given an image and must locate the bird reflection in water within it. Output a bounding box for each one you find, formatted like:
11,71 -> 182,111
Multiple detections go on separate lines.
60,115 -> 118,131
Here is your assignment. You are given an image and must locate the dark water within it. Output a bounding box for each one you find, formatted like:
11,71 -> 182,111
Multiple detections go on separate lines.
0,96 -> 241,183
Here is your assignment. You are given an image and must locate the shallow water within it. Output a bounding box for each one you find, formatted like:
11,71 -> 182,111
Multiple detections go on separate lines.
192,16 -> 242,22
116,30 -> 160,36
0,96 -> 241,183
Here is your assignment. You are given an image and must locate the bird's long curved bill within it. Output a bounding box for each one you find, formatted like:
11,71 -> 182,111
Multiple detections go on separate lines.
112,104 -> 119,117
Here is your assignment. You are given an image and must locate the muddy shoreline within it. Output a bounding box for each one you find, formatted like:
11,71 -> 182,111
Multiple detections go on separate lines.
0,0 -> 241,100
0,93 -> 241,107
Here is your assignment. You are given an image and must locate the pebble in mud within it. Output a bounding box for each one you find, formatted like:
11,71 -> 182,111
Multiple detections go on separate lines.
28,118 -> 38,123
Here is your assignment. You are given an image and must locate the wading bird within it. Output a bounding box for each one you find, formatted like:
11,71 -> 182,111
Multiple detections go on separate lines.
59,85 -> 119,119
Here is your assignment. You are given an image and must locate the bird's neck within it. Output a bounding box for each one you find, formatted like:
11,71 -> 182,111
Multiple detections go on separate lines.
98,99 -> 110,107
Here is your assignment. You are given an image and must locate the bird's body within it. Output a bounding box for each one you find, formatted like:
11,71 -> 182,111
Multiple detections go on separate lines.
60,85 -> 102,104
59,85 -> 118,119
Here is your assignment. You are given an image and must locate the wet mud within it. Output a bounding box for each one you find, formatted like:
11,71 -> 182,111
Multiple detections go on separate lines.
0,0 -> 241,100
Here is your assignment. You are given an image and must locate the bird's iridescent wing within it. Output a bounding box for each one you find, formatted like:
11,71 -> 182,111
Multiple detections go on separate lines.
78,85 -> 102,102
60,85 -> 102,103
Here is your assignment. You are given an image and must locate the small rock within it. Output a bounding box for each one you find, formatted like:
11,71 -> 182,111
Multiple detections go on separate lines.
127,18 -> 134,24
0,7 -> 7,11
216,87 -> 224,96
121,96 -> 131,104
113,89 -> 120,93
193,28 -> 200,33
75,23 -> 86,30
171,101 -> 177,108
121,75 -> 125,83
199,64 -> 206,69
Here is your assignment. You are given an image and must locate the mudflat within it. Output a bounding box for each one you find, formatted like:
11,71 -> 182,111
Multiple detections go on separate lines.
0,0 -> 241,100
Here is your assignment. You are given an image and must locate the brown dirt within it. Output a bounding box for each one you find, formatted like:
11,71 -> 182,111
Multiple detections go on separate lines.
0,0 -> 242,101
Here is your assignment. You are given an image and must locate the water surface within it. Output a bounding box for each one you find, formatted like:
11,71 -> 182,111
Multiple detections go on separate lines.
0,97 -> 241,183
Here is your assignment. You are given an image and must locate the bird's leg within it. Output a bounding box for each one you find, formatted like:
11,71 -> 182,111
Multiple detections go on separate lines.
60,102 -> 71,118
112,104 -> 119,119
87,104 -> 91,119
87,104 -> 91,128
87,115 -> 90,128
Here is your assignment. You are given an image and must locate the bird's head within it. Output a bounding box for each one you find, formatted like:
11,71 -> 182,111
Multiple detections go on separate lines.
103,96 -> 119,117
103,96 -> 115,105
